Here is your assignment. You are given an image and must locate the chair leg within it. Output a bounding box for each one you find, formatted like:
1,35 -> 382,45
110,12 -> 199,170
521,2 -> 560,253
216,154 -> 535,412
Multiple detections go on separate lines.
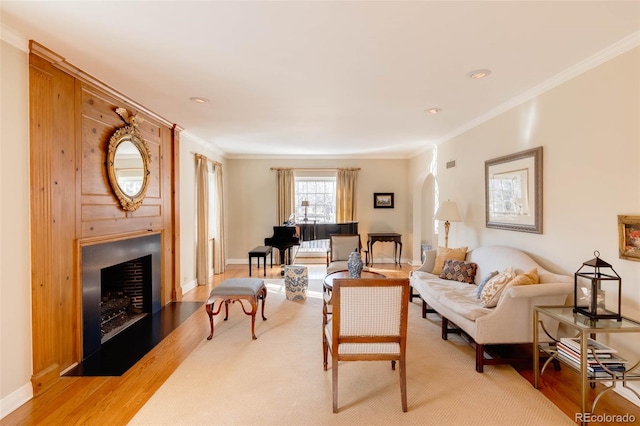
322,331 -> 329,371
399,357 -> 407,412
332,354 -> 339,413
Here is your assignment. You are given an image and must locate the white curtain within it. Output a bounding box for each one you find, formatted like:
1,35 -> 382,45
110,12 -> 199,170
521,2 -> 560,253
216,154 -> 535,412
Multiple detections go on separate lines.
212,163 -> 225,274
196,155 -> 209,285
276,168 -> 295,225
336,169 -> 358,222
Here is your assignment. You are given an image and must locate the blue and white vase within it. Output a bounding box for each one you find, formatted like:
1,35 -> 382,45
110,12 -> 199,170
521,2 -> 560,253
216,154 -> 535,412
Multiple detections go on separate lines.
347,250 -> 363,278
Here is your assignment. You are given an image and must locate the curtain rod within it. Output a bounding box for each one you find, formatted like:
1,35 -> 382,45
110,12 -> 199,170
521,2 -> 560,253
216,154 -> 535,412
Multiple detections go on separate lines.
194,153 -> 222,167
270,167 -> 361,171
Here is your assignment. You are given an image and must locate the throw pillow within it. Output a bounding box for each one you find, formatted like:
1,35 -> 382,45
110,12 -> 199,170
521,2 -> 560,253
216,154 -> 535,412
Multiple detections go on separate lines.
476,271 -> 498,299
480,267 -> 516,308
431,246 -> 468,275
439,259 -> 478,284
497,268 -> 539,303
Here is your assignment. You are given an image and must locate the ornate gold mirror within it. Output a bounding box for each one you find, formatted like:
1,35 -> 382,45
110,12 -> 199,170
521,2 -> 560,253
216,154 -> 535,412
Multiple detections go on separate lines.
107,109 -> 151,211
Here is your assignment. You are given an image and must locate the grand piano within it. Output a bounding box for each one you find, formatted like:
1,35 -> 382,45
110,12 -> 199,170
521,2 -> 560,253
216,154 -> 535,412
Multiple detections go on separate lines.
264,225 -> 300,268
297,221 -> 358,241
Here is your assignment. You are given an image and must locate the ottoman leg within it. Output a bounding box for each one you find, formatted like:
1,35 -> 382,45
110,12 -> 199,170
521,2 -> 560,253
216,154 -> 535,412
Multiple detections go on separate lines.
206,302 -> 215,340
260,286 -> 267,321
224,299 -> 230,320
249,297 -> 258,340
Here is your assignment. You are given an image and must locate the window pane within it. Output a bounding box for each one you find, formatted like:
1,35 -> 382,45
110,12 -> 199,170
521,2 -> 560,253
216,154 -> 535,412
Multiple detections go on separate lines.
294,176 -> 336,223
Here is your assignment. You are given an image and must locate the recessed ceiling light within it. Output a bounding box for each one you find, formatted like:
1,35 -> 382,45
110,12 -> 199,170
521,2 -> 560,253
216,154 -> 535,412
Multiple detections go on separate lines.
466,69 -> 492,79
190,97 -> 210,104
425,108 -> 442,114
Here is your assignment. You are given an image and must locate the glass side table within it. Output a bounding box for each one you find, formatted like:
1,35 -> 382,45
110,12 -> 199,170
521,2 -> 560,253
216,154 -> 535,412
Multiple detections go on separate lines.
533,306 -> 640,424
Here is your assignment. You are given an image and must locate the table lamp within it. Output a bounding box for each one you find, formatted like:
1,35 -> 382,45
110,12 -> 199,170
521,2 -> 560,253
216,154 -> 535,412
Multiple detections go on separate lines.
301,200 -> 309,221
435,200 -> 461,248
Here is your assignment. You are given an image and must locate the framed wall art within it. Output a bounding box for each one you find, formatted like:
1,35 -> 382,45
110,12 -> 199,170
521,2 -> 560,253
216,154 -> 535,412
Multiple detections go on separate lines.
485,146 -> 542,233
374,193 -> 394,209
618,215 -> 640,262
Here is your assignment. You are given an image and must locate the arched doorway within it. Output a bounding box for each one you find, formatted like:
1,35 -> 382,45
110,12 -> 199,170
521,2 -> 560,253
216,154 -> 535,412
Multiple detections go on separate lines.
411,172 -> 437,265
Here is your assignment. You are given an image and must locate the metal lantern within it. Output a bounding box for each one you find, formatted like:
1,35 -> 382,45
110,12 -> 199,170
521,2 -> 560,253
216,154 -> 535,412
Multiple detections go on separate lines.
573,251 -> 622,321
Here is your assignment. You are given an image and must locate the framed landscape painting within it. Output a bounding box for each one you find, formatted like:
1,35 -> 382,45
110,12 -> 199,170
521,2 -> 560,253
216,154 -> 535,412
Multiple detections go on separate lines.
374,193 -> 394,208
485,146 -> 543,233
618,215 -> 640,262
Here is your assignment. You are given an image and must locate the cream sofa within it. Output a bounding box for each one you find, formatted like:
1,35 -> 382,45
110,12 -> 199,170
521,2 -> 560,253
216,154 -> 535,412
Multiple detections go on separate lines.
410,245 -> 573,372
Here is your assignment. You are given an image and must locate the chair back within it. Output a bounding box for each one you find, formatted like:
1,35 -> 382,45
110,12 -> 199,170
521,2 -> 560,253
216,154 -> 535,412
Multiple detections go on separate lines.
331,278 -> 409,356
329,234 -> 361,262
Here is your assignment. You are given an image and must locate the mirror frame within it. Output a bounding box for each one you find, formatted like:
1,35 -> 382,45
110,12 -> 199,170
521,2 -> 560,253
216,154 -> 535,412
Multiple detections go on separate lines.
107,125 -> 151,212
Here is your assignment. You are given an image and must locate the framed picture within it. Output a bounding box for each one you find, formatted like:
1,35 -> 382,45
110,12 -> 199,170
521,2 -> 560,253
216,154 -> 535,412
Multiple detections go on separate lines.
618,215 -> 640,262
374,193 -> 394,209
485,146 -> 542,233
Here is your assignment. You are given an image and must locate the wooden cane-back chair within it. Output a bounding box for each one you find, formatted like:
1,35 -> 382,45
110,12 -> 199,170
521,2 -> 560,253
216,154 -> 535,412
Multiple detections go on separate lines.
323,278 -> 410,413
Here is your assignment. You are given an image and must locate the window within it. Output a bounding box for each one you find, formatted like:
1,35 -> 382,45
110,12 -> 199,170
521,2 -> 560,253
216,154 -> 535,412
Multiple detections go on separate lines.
295,173 -> 336,223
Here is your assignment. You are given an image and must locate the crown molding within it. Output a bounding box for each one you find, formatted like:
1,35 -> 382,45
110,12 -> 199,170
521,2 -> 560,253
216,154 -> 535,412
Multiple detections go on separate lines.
0,23 -> 28,51
435,30 -> 640,147
29,40 -> 176,128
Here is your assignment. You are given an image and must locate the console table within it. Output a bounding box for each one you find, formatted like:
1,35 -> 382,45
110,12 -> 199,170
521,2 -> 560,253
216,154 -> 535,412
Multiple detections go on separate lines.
533,306 -> 640,424
367,233 -> 402,266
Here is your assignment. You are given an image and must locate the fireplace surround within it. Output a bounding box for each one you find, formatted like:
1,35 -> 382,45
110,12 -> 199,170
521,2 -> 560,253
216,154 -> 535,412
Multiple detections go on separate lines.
82,234 -> 161,358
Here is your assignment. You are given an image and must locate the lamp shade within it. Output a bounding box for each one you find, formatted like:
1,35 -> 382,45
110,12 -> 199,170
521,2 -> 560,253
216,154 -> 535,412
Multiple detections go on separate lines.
301,200 -> 310,207
435,201 -> 461,222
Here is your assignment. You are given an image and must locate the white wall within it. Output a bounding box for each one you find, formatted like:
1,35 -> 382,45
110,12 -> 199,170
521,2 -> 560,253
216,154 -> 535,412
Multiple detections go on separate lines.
225,158 -> 411,264
409,47 -> 640,399
0,40 -> 33,417
178,134 -> 226,294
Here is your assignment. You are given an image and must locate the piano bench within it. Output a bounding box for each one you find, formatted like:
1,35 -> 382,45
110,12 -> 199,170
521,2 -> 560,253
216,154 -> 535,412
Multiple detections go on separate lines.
248,246 -> 273,277
206,278 -> 267,340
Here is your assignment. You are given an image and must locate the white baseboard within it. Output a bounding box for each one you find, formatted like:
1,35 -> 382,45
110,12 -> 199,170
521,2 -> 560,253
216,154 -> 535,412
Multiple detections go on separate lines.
0,382 -> 32,420
181,279 -> 197,296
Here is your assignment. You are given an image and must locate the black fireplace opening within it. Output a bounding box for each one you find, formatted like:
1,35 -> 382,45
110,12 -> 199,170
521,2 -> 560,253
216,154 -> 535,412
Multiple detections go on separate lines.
100,255 -> 151,343
82,233 -> 162,358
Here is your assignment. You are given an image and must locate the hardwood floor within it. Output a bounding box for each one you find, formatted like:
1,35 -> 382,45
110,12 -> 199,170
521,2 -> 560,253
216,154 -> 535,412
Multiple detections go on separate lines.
2,262 -> 638,425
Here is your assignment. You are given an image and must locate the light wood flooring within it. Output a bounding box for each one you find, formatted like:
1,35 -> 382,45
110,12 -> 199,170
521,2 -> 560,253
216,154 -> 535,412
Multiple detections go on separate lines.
2,262 -> 639,425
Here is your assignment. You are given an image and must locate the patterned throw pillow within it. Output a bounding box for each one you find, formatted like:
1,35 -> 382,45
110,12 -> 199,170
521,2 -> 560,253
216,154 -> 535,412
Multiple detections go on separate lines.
431,246 -> 468,275
476,271 -> 498,299
439,259 -> 478,284
497,268 -> 539,303
480,267 -> 516,308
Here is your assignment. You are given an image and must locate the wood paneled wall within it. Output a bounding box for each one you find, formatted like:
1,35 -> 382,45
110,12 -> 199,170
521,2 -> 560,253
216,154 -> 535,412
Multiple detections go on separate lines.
29,42 -> 180,395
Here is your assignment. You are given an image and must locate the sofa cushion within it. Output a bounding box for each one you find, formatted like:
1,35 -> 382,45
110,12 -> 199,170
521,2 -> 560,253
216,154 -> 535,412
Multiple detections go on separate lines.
421,278 -> 492,321
439,259 -> 478,284
480,267 -> 515,308
431,246 -> 468,275
476,270 -> 498,299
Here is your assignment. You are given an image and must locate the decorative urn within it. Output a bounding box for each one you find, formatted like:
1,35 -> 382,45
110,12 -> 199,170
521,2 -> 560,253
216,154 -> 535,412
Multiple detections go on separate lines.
347,249 -> 363,278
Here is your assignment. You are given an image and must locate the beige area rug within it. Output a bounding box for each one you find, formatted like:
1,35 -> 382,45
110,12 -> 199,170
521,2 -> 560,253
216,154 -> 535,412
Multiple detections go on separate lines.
129,279 -> 573,426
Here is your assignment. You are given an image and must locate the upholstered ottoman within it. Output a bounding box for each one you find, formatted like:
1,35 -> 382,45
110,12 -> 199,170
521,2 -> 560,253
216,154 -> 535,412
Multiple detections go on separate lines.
206,278 -> 267,340
284,265 -> 308,301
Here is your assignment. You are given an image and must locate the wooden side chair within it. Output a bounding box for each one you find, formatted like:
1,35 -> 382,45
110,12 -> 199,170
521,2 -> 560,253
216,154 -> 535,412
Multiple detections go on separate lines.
326,234 -> 366,274
323,278 -> 410,413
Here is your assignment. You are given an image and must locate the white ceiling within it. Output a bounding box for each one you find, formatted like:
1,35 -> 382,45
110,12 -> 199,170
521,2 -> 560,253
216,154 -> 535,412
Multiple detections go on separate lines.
2,1 -> 639,159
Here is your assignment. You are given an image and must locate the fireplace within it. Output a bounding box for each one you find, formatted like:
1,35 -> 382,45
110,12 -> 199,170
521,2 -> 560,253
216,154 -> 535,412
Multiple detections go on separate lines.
82,234 -> 161,358
100,255 -> 150,342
